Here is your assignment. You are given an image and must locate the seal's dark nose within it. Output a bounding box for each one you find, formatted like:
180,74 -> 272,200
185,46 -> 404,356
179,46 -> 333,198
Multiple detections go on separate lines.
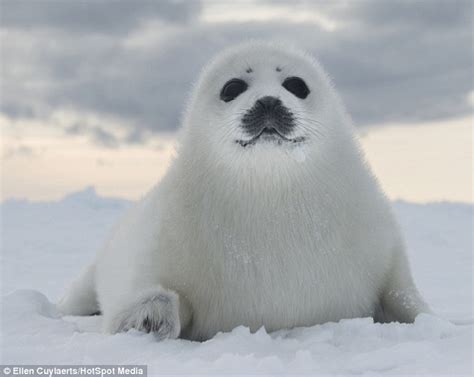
256,96 -> 282,112
241,96 -> 295,138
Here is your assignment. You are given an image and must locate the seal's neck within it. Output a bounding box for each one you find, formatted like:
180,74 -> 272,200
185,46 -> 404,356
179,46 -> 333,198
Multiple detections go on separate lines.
174,127 -> 369,226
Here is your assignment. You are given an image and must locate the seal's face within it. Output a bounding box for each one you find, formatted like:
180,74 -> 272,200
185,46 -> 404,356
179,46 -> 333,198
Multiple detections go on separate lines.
220,77 -> 309,147
214,56 -> 317,150
185,43 -> 346,176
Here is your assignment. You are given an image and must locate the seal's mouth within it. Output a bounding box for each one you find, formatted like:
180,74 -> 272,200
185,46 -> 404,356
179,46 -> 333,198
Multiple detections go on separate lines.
236,127 -> 306,147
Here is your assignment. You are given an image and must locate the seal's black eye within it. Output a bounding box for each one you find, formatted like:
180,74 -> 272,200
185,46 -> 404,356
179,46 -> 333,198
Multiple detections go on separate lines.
282,77 -> 310,99
220,78 -> 248,102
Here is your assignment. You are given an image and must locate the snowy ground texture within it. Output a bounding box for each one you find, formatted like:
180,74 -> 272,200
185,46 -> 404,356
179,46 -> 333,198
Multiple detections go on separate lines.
1,187 -> 473,375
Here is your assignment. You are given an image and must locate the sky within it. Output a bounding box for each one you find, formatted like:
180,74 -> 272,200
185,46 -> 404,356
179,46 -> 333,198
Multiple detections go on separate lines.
1,0 -> 473,202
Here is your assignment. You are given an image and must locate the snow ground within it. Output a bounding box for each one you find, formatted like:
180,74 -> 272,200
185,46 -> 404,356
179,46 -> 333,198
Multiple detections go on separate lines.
1,187 -> 472,375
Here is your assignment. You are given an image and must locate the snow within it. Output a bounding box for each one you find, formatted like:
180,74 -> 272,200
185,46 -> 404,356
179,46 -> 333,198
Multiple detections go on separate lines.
1,187 -> 472,375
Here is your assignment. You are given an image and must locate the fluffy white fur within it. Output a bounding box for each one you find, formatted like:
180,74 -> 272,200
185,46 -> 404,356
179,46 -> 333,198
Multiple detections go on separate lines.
57,42 -> 430,341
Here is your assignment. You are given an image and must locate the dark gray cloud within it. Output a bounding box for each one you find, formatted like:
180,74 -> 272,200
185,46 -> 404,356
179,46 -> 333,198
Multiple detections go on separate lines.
1,0 -> 472,144
0,0 -> 201,34
346,0 -> 472,29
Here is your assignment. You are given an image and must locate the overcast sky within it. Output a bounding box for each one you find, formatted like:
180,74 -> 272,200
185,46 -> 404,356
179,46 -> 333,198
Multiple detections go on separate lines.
0,0 -> 472,203
1,0 -> 472,148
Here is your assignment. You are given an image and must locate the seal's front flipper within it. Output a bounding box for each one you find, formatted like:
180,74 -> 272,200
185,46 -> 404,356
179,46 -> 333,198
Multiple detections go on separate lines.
103,286 -> 192,340
375,251 -> 431,323
376,287 -> 430,323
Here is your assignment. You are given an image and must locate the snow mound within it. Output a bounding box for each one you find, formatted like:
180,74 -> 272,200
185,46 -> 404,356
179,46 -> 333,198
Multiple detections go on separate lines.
3,289 -> 60,319
1,188 -> 472,375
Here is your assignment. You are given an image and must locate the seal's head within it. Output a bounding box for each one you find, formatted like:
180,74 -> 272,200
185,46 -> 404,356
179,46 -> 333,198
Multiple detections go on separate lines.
180,42 -> 354,181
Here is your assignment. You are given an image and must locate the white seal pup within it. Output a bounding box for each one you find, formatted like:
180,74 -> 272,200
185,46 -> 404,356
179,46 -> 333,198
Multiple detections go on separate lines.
58,42 -> 430,341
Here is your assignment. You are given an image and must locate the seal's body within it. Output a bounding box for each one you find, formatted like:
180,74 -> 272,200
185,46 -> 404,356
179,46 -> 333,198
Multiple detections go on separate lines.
58,42 -> 430,341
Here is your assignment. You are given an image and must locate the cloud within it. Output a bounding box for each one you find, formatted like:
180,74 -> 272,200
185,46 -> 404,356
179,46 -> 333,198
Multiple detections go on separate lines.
345,0 -> 472,29
1,0 -> 472,144
0,0 -> 201,34
3,145 -> 37,160
65,123 -> 119,148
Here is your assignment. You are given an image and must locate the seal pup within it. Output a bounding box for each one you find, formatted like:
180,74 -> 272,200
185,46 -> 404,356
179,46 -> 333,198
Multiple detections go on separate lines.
58,42 -> 430,341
